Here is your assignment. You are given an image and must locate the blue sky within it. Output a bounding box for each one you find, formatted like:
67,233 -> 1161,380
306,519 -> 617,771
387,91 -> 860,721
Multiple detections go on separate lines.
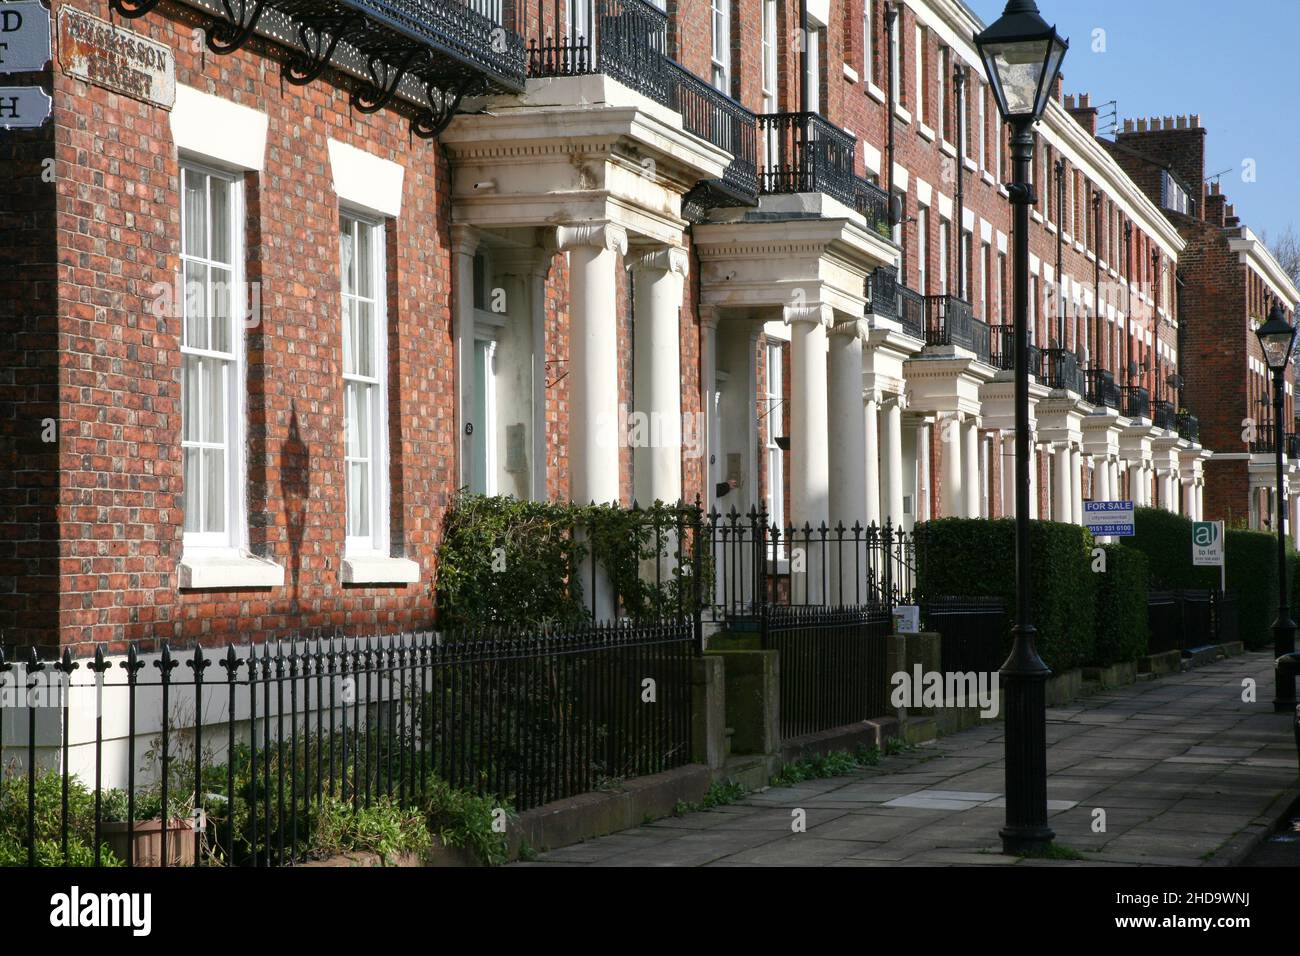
965,0 -> 1299,246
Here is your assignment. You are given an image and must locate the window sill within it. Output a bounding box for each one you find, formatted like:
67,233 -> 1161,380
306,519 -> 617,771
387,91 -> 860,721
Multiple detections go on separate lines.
179,552 -> 285,590
1032,210 -> 1044,224
917,121 -> 936,142
963,157 -> 978,173
939,139 -> 957,158
842,62 -> 859,83
981,171 -> 995,187
893,103 -> 911,124
342,555 -> 421,585
866,81 -> 886,104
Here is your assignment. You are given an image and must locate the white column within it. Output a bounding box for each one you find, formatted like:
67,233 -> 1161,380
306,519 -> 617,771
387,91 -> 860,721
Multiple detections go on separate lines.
1182,479 -> 1194,517
557,223 -> 627,506
1109,460 -> 1120,505
1129,462 -> 1145,507
1001,432 -> 1016,517
962,419 -> 980,519
881,399 -> 905,526
451,225 -> 479,490
787,304 -> 832,603
864,399 -> 882,529
915,419 -> 931,524
1095,456 -> 1111,501
1195,479 -> 1204,521
632,246 -> 689,506
829,323 -> 868,602
1070,447 -> 1083,524
1028,437 -> 1039,519
1054,444 -> 1072,522
940,414 -> 963,518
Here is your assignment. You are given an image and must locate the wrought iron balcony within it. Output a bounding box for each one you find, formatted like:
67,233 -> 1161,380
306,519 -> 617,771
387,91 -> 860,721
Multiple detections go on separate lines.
111,0 -> 528,137
1085,368 -> 1121,410
898,286 -> 926,340
988,325 -> 1043,378
1040,348 -> 1085,394
757,112 -> 892,236
1290,434 -> 1300,460
924,294 -> 984,356
528,0 -> 758,214
1152,399 -> 1177,432
1120,385 -> 1151,421
1176,411 -> 1199,443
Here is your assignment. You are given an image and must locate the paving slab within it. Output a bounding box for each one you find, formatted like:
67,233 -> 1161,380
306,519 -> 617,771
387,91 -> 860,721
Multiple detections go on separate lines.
515,652 -> 1298,867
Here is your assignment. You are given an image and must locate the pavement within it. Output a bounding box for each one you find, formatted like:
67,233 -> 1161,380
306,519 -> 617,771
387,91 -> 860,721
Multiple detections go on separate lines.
515,652 -> 1300,867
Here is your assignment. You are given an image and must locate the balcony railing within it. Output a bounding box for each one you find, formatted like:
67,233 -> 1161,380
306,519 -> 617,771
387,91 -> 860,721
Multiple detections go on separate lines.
757,112 -> 891,236
867,268 -> 924,340
898,286 -> 926,340
1176,411 -> 1199,443
528,0 -> 759,211
924,294 -> 990,362
110,0 -> 529,136
1152,399 -> 1177,432
1085,368 -> 1121,410
1040,348 -> 1085,394
988,325 -> 1043,378
1120,385 -> 1151,421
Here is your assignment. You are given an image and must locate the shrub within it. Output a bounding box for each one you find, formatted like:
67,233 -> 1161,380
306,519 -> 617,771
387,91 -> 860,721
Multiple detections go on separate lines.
917,518 -> 1097,672
0,768 -> 122,867
419,776 -> 512,866
1092,544 -> 1149,666
1126,507 -> 1286,650
312,794 -> 432,864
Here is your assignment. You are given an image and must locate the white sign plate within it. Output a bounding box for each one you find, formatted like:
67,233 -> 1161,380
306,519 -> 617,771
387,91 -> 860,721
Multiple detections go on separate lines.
1082,500 -> 1135,537
1192,520 -> 1224,567
58,8 -> 175,109
0,2 -> 52,73
0,85 -> 51,128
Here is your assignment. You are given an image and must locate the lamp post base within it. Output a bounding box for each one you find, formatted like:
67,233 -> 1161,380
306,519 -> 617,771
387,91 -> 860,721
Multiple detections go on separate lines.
1273,621 -> 1297,712
1000,825 -> 1057,857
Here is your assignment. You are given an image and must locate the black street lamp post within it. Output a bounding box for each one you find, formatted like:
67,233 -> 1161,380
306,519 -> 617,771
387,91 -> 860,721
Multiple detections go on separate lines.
975,0 -> 1067,857
1256,301 -> 1298,713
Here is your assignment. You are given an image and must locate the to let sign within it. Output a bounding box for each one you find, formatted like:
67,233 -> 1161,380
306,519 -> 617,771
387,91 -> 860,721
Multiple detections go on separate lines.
58,8 -> 175,109
1192,520 -> 1224,567
0,2 -> 52,73
0,85 -> 52,128
1082,500 -> 1135,537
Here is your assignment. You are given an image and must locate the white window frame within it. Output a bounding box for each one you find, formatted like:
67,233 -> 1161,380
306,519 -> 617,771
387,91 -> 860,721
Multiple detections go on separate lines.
917,205 -> 929,295
765,342 -> 785,533
341,211 -> 391,558
936,46 -> 947,140
938,217 -> 948,295
913,25 -> 924,122
568,0 -> 593,43
804,20 -> 821,111
761,0 -> 778,171
889,12 -> 901,107
977,82 -> 986,170
980,242 -> 990,322
711,0 -> 731,92
180,160 -> 246,555
863,0 -> 873,84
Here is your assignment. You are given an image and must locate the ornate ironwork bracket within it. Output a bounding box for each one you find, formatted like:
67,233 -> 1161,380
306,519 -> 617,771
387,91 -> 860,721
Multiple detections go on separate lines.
411,76 -> 478,139
351,45 -> 431,115
284,13 -> 364,87
108,0 -> 165,18
205,0 -> 271,56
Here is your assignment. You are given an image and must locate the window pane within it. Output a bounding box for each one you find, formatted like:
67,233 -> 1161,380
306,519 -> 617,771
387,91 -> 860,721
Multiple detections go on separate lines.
183,170 -> 207,259
210,176 -> 231,265
348,461 -> 370,538
342,298 -> 355,376
183,354 -> 200,442
210,266 -> 233,354
356,223 -> 373,299
183,447 -> 200,532
203,448 -> 226,534
203,356 -> 225,445
340,222 -> 355,297
184,261 -> 208,350
354,301 -> 374,378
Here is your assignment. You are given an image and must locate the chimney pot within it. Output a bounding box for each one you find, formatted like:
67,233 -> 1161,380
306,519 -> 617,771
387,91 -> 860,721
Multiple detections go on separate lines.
1137,118 -> 1148,132
1081,93 -> 1091,107
1123,118 -> 1134,133
1190,114 -> 1200,128
1163,115 -> 1175,129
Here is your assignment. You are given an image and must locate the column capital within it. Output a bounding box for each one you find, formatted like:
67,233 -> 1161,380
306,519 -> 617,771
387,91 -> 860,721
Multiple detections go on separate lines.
632,245 -> 690,279
784,302 -> 834,328
450,223 -> 479,257
555,222 -> 628,257
829,318 -> 870,343
698,304 -> 721,330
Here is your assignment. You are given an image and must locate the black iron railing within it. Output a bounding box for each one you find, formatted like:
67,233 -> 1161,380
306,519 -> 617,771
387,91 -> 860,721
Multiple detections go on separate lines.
528,0 -> 758,209
925,596 -> 1008,677
869,266 -> 900,319
1289,434 -> 1300,460
924,294 -> 984,357
1121,385 -> 1151,420
988,325 -> 1041,377
1176,411 -> 1199,443
1152,399 -> 1177,432
898,286 -> 926,340
757,112 -> 891,235
1040,348 -> 1085,394
0,626 -> 694,865
1085,368 -> 1121,409
1148,590 -> 1236,655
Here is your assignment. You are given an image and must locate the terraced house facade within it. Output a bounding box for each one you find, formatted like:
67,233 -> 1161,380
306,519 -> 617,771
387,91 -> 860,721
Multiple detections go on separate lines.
5,0 -> 1260,655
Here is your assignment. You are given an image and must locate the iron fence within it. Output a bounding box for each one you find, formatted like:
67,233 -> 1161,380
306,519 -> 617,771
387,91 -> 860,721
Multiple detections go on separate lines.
0,623 -> 693,867
1121,385 -> 1151,421
1085,368 -> 1121,409
1147,589 -> 1236,655
764,605 -> 891,739
924,596 -> 1008,676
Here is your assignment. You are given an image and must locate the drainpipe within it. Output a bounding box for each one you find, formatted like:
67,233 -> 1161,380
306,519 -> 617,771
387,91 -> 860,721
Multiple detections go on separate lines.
885,3 -> 901,275
1175,269 -> 1186,410
954,63 -> 966,303
1055,159 -> 1064,349
1092,190 -> 1102,373
1124,220 -> 1133,387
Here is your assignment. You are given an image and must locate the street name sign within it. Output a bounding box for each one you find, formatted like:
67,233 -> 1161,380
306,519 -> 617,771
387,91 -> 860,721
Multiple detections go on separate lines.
0,85 -> 51,128
58,8 -> 175,109
0,2 -> 52,74
1082,500 -> 1135,537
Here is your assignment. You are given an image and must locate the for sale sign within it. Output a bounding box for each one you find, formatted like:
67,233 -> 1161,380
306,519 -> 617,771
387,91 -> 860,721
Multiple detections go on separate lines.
1082,500 -> 1135,537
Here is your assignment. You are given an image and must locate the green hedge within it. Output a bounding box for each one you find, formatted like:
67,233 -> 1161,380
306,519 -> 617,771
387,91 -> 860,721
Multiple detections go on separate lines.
1124,508 -> 1286,650
917,518 -> 1098,672
1093,544 -> 1149,667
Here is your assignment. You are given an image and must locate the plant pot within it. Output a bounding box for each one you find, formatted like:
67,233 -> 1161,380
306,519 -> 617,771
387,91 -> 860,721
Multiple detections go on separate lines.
102,818 -> 198,867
